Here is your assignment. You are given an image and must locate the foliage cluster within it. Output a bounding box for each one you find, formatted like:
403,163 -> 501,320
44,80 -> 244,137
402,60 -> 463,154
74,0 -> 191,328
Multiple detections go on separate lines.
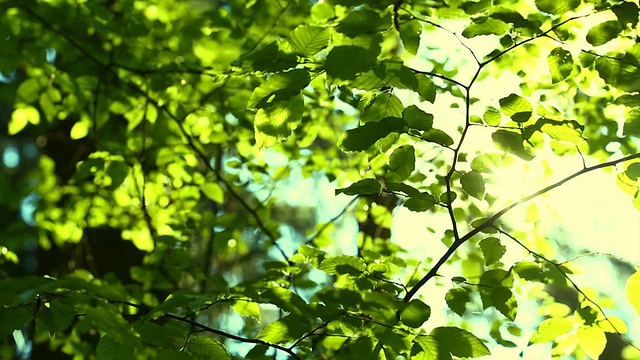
1,0 -> 640,359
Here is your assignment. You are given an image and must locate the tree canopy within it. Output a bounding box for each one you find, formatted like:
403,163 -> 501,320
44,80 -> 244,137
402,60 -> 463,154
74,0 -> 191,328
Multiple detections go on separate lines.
1,0 -> 640,359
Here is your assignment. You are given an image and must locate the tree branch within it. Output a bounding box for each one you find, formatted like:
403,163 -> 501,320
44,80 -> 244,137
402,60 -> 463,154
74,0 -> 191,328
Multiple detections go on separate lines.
404,152 -> 640,302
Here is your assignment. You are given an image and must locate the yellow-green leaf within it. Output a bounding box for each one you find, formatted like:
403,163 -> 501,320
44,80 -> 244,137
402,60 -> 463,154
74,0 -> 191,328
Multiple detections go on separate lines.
9,106 -> 40,135
576,325 -> 606,359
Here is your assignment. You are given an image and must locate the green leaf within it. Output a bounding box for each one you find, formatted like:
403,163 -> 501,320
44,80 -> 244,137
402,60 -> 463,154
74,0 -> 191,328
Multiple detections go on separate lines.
185,336 -> 231,360
422,129 -> 454,147
0,306 -> 32,337
326,46 -> 377,80
626,163 -> 640,181
336,178 -> 381,196
614,94 -> 640,107
387,145 -> 415,183
491,130 -> 535,160
254,95 -> 304,147
595,51 -> 640,91
400,299 -> 431,328
232,300 -> 261,321
445,288 -> 470,316
626,267 -> 640,316
612,2 -> 639,28
248,69 -> 310,109
586,21 -> 623,47
362,93 -> 404,122
534,0 -> 581,15
9,106 -> 40,135
318,255 -> 367,275
404,193 -> 437,212
525,118 -> 585,144
431,326 -> 491,357
415,335 -> 450,360
530,318 -> 575,343
154,350 -> 192,360
336,8 -> 391,37
483,108 -> 502,126
462,17 -> 510,38
240,42 -> 298,72
338,117 -> 405,152
16,78 -> 41,103
384,182 -> 420,196
288,26 -> 330,56
499,93 -> 532,123
491,286 -> 518,321
403,105 -> 433,131
548,47 -> 574,83
577,326 -> 606,359
440,191 -> 457,203
513,261 -> 546,282
460,171 -> 485,200
479,237 -> 506,266
400,20 -> 421,55
202,183 -> 224,203
97,334 -> 136,360
470,153 -> 514,173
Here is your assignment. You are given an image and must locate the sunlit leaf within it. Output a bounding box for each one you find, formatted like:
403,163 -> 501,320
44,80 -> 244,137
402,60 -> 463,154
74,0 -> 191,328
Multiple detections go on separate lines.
9,106 -> 40,135
530,318 -> 575,343
626,267 -> 640,316
499,93 -> 532,123
491,286 -> 517,321
185,336 -> 231,359
232,300 -> 260,322
576,326 -> 606,359
336,8 -> 391,37
202,183 -> 224,203
470,153 -> 514,173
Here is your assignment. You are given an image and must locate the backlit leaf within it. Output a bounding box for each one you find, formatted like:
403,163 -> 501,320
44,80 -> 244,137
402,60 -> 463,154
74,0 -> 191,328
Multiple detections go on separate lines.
460,171 -> 485,199
492,130 -> 535,160
336,178 -> 381,195
400,20 -> 421,54
326,46 -> 377,80
548,47 -> 574,83
185,336 -> 231,360
530,318 -> 574,343
431,326 -> 491,357
535,0 -> 580,15
400,299 -> 431,328
404,193 -> 437,212
248,69 -> 310,109
318,255 -> 367,275
491,287 -> 517,321
403,105 -> 433,131
586,21 -> 623,47
9,106 -> 40,135
445,288 -> 470,316
499,93 -> 532,123
479,237 -> 506,266
362,93 -> 403,122
254,95 -> 304,147
422,129 -> 454,147
387,145 -> 415,183
288,26 -> 330,56
338,117 -> 405,152
626,267 -> 640,316
336,8 -> 391,37
576,326 -> 606,359
462,17 -> 510,38
470,153 -> 514,173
